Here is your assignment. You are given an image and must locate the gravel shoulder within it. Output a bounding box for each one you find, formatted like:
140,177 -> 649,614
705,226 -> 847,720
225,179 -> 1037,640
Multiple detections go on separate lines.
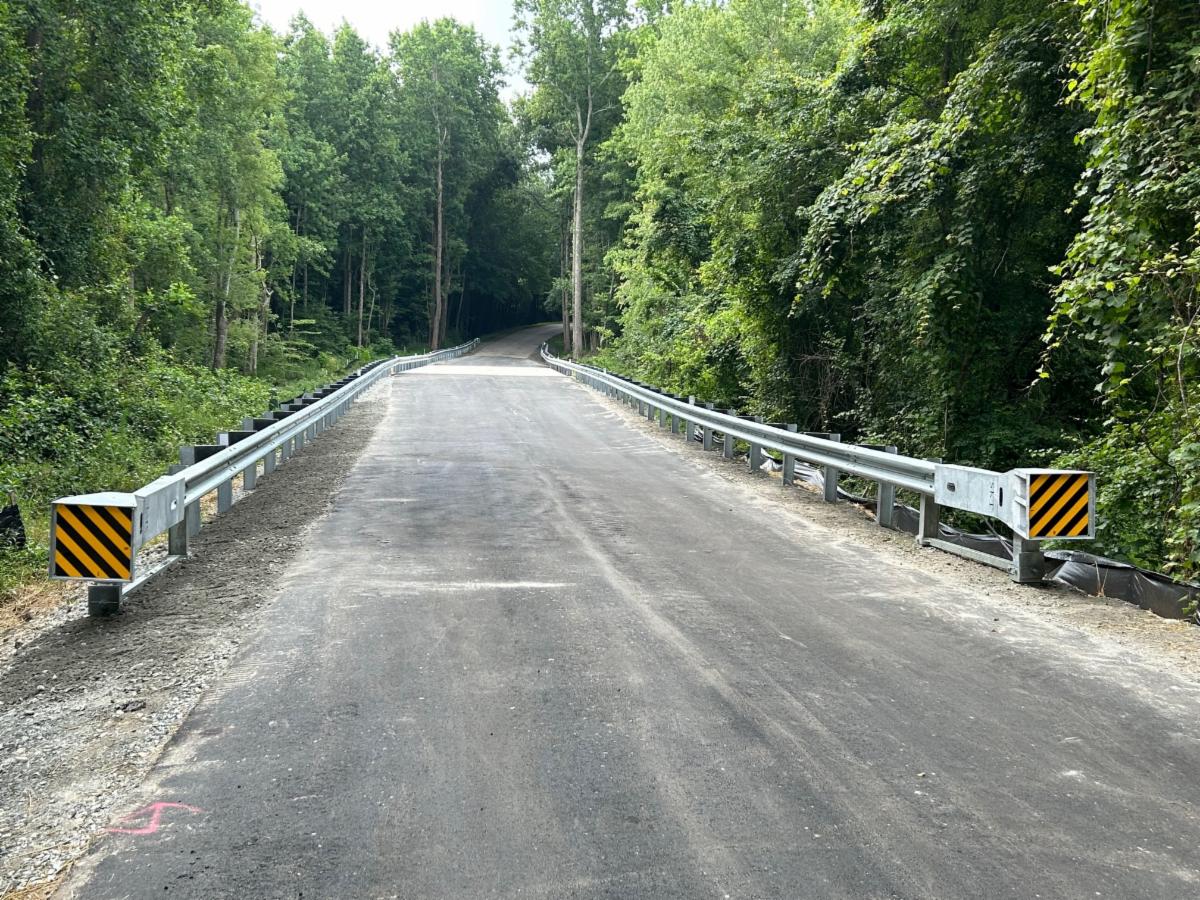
0,381 -> 390,897
582,378 -> 1200,685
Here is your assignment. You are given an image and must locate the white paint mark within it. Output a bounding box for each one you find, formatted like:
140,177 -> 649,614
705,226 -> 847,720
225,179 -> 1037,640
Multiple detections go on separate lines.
409,365 -> 560,377
387,581 -> 573,592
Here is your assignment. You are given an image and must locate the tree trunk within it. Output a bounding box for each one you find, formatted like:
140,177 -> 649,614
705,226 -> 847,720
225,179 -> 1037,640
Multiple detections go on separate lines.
357,233 -> 367,348
560,221 -> 570,354
454,268 -> 466,336
342,237 -> 352,317
249,236 -> 266,375
572,136 -> 585,358
440,260 -> 454,348
431,132 -> 446,350
366,266 -> 377,345
290,205 -> 303,335
212,206 -> 239,370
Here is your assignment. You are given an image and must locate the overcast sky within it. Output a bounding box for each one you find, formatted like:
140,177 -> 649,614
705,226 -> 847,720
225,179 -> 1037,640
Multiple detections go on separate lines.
251,0 -> 526,94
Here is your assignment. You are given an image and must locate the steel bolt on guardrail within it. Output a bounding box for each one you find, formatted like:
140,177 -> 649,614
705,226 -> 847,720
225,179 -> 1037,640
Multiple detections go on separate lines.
541,344 -> 1096,585
50,339 -> 479,615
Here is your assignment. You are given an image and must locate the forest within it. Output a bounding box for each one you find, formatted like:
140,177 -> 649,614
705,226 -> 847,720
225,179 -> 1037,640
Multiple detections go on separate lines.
2,0 -> 1199,590
0,0 -> 558,592
517,0 -> 1200,580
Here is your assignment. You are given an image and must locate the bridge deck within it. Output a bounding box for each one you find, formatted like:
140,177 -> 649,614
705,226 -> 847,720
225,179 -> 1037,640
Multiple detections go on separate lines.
65,325 -> 1200,898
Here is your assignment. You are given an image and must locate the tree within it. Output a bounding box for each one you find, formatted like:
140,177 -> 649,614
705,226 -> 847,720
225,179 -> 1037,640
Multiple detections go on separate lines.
0,0 -> 38,366
515,0 -> 630,357
169,1 -> 287,369
393,20 -> 503,349
278,15 -> 345,336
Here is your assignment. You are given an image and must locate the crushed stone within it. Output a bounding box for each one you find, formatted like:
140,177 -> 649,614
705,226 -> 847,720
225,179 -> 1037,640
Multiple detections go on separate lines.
0,382 -> 390,897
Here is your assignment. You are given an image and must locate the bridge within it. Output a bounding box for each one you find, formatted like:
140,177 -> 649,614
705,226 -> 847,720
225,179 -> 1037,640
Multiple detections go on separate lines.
54,326 -> 1200,897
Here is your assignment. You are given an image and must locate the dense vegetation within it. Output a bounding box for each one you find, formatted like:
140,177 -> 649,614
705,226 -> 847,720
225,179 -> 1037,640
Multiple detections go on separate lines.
516,0 -> 1199,578
2,0 -> 1198,590
0,1 -> 555,592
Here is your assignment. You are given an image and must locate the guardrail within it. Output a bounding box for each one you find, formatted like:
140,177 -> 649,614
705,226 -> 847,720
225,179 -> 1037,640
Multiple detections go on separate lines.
50,338 -> 479,615
541,344 -> 1096,584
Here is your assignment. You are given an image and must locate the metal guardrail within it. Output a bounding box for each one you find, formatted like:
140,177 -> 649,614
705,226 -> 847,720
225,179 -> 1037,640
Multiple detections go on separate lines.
541,344 -> 1096,585
50,338 -> 479,615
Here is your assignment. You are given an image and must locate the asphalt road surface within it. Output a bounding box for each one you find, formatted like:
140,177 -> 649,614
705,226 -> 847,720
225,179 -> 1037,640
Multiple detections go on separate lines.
64,325 -> 1200,899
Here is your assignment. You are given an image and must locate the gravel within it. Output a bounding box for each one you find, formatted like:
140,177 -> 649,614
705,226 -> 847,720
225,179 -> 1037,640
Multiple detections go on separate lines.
0,382 -> 388,897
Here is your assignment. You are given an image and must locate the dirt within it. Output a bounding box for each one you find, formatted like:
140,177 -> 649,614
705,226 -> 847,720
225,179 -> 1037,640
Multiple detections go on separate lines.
0,381 -> 389,897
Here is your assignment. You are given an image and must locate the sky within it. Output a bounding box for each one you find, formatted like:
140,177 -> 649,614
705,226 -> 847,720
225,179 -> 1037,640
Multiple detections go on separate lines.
250,1 -> 526,94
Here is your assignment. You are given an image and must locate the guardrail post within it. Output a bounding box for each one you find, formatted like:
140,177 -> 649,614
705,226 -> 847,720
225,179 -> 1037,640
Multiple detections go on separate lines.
178,447 -> 202,537
917,457 -> 943,544
918,493 -> 940,544
702,403 -> 715,450
804,432 -> 841,501
167,462 -> 189,556
264,447 -> 277,474
88,584 -> 121,617
824,434 -> 842,501
783,424 -> 798,485
723,410 -> 736,459
749,416 -> 764,473
1010,535 -> 1046,584
243,458 -> 258,491
217,476 -> 233,514
877,446 -> 897,528
683,396 -> 695,442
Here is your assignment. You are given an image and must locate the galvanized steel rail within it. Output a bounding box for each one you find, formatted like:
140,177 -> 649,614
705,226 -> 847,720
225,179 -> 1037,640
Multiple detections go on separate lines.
541,344 -> 1095,585
51,338 -> 479,614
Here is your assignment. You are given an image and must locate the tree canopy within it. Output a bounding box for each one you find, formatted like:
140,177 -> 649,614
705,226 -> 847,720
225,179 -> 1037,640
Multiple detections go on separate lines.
2,0 -> 1198,585
516,0 -> 1200,577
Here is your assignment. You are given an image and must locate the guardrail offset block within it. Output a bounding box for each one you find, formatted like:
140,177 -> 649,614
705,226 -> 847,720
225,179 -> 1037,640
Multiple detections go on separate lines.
50,493 -> 137,584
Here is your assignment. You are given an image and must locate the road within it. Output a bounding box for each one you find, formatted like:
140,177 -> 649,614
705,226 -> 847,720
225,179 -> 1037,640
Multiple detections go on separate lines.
64,325 -> 1200,899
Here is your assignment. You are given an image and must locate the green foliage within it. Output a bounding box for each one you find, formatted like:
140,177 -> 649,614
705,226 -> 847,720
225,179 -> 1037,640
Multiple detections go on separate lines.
0,2 -> 555,597
589,0 -> 1200,577
7,0 -> 1196,585
1044,0 -> 1200,574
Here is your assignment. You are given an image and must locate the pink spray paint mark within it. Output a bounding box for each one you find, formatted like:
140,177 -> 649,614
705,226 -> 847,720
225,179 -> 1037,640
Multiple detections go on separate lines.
106,801 -> 203,836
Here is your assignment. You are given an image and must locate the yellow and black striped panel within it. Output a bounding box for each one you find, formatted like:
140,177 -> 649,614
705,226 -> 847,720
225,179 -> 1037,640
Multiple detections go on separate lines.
1027,473 -> 1092,539
52,504 -> 133,581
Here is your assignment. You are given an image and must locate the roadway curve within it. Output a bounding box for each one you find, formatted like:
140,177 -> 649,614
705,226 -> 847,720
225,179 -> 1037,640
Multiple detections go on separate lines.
64,325 -> 1200,898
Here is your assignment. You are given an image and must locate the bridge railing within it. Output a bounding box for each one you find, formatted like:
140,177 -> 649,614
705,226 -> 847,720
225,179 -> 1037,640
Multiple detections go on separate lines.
541,344 -> 1096,585
50,338 -> 479,615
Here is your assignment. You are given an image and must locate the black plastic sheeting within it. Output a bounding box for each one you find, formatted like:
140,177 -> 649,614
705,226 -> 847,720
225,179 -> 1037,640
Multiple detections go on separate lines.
768,455 -> 1199,623
0,502 -> 25,550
